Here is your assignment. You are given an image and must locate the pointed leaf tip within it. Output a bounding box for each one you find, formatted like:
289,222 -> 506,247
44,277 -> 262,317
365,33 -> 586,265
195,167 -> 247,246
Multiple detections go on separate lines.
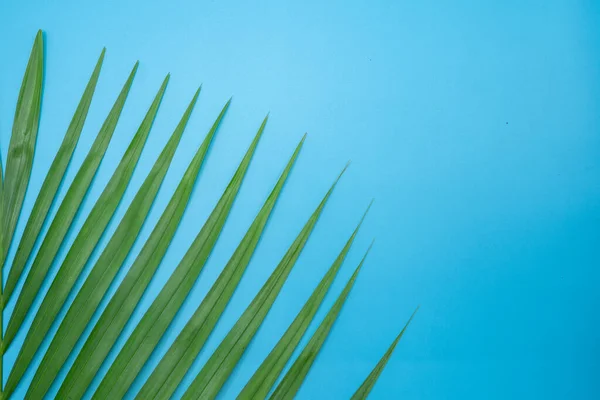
356,201 -> 374,229
185,87 -> 201,109
297,134 -> 307,148
408,305 -> 420,323
160,74 -> 170,87
315,164 -> 350,210
333,162 -> 350,187
354,243 -> 373,276
350,308 -> 417,400
365,239 -> 375,255
255,115 -> 269,138
342,160 -> 352,174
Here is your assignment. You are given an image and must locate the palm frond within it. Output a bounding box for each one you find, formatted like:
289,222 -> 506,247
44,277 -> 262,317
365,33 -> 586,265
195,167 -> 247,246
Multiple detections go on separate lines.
0,30 -> 416,400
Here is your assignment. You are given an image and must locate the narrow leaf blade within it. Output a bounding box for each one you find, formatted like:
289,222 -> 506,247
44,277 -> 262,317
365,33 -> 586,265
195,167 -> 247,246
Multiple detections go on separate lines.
3,30 -> 44,255
350,308 -> 418,400
5,49 -> 105,300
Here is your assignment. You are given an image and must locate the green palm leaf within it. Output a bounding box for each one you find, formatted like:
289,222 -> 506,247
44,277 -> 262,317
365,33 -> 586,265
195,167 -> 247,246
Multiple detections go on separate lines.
4,73 -> 167,398
181,166 -> 347,400
238,202 -> 371,400
2,30 -> 44,257
57,99 -> 230,400
269,243 -> 372,400
4,49 -> 105,300
136,134 -> 306,400
25,84 -> 201,399
4,62 -> 138,349
92,116 -> 267,399
0,30 -> 417,400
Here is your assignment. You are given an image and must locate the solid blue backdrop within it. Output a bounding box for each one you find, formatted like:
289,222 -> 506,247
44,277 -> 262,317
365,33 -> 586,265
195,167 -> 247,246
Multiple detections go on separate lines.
0,0 -> 598,398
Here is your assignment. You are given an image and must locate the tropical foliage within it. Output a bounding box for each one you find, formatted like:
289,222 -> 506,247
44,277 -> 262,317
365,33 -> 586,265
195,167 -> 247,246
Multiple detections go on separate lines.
0,30 -> 416,399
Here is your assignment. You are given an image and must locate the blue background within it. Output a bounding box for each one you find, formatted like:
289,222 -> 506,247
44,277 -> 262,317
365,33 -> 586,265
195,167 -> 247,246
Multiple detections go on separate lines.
1,0 -> 599,398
